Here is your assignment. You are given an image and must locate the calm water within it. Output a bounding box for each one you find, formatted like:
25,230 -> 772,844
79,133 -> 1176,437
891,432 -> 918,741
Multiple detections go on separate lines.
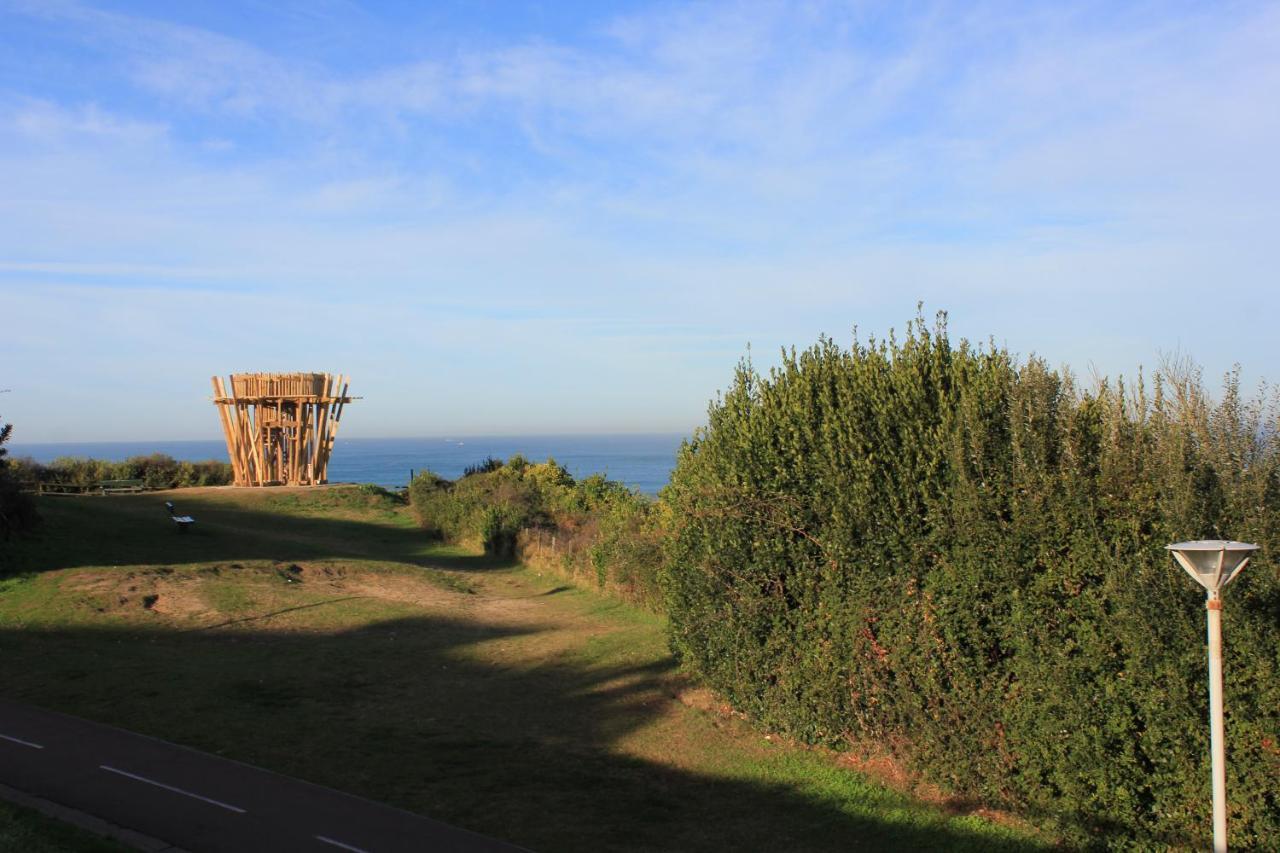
12,435 -> 687,495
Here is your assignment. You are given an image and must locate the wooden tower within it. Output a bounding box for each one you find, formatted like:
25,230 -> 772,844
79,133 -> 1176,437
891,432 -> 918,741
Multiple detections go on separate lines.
211,373 -> 354,487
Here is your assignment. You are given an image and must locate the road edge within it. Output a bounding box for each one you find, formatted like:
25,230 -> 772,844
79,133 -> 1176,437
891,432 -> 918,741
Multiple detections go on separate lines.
0,780 -> 189,853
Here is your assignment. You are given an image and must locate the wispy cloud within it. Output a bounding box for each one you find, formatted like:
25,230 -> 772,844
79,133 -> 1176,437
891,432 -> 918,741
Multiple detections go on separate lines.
9,98 -> 168,144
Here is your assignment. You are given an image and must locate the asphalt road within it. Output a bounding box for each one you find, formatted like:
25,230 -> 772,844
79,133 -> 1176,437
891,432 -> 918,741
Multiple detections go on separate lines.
0,698 -> 527,853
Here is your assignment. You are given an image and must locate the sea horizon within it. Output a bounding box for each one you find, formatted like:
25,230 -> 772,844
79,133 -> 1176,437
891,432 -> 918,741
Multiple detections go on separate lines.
11,433 -> 690,495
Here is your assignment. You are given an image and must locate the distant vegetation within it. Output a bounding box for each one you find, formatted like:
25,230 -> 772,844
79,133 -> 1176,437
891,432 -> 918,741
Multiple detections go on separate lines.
11,453 -> 233,491
409,455 -> 668,608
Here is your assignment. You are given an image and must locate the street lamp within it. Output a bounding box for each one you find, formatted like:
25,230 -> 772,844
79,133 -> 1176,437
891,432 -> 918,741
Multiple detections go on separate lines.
1166,539 -> 1259,853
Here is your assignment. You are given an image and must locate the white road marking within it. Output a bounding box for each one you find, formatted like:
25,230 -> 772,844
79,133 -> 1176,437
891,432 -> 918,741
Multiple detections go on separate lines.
98,765 -> 247,814
0,733 -> 44,749
315,835 -> 371,853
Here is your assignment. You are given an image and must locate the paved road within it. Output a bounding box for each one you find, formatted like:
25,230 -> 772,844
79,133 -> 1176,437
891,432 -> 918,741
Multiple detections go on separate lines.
0,698 -> 527,853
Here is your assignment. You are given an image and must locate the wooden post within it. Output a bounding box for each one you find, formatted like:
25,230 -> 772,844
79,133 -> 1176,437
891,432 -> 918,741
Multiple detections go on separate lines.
321,376 -> 349,483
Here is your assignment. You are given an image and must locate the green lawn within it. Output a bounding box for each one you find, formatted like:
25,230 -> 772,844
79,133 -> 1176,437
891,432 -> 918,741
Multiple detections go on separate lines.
0,800 -> 127,853
0,487 -> 1049,852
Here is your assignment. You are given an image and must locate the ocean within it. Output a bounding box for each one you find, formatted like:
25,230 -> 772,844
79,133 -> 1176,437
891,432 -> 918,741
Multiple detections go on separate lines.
11,434 -> 688,495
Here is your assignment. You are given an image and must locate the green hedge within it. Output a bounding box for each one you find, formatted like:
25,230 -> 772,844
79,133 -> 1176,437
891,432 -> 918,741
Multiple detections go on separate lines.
662,315 -> 1280,848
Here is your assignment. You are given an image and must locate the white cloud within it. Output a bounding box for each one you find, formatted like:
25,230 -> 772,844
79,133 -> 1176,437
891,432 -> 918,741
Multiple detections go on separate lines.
8,99 -> 168,145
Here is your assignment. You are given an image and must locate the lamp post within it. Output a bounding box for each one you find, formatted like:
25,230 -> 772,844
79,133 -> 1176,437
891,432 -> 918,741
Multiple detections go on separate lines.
1165,539 -> 1258,853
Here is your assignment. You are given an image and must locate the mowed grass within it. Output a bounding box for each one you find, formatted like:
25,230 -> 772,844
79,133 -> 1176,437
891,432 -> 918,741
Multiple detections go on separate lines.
0,487 -> 1048,852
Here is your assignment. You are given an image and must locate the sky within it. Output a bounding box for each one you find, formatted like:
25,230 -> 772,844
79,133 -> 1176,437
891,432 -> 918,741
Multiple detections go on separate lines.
2,0 -> 1279,442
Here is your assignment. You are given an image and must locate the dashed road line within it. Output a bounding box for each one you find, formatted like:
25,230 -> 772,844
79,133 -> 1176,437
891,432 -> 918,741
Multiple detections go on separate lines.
315,835 -> 371,852
99,765 -> 247,814
3,698 -> 523,852
0,733 -> 44,749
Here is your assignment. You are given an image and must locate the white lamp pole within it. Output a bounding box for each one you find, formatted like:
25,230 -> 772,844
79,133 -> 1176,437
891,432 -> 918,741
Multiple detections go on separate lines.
1166,540 -> 1258,853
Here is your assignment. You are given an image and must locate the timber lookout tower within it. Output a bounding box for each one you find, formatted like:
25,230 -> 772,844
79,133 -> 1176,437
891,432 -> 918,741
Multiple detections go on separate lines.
211,373 -> 355,487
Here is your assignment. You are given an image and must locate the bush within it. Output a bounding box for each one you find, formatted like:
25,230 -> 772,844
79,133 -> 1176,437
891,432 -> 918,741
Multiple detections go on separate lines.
408,456 -> 668,601
463,456 -> 505,477
663,313 -> 1280,848
407,471 -> 453,539
409,458 -> 543,555
0,415 -> 38,538
356,483 -> 400,500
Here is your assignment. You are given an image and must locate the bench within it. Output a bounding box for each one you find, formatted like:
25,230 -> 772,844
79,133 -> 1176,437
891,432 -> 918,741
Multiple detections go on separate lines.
164,501 -> 196,533
98,479 -> 145,494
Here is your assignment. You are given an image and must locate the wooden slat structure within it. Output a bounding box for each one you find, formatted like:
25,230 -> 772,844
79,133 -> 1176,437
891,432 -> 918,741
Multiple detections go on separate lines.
211,372 -> 355,487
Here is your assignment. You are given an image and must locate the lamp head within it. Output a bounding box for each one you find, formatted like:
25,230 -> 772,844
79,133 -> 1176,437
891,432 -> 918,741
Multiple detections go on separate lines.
1166,540 -> 1258,594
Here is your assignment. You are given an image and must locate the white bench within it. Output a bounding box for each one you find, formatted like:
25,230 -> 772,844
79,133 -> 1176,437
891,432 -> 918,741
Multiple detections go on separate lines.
164,501 -> 196,533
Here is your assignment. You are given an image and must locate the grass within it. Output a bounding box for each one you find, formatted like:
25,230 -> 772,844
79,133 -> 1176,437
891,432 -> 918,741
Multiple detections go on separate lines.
0,799 -> 128,852
0,487 -> 1050,852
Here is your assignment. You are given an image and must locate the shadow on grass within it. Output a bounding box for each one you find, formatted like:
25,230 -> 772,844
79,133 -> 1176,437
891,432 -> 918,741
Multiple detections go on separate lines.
191,596 -> 370,631
412,550 -> 517,572
0,611 -> 1051,853
0,492 -> 512,576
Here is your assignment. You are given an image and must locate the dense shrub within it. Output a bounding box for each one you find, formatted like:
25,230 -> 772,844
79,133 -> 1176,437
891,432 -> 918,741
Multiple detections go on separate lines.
663,314 -> 1280,849
11,454 -> 233,490
409,457 -> 667,604
0,415 -> 39,538
409,458 -> 543,554
463,456 -> 505,477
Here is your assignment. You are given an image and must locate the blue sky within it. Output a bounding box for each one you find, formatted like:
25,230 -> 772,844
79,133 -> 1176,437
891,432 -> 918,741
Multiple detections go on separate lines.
3,0 -> 1279,441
